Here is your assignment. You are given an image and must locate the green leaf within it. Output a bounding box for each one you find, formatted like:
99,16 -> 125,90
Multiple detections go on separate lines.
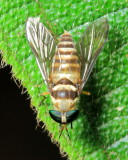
0,0 -> 128,159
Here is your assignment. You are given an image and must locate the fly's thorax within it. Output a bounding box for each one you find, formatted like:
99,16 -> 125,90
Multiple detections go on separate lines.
50,31 -> 81,84
51,82 -> 78,112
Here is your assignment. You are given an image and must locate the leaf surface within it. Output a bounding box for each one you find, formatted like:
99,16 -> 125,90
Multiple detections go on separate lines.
0,0 -> 128,159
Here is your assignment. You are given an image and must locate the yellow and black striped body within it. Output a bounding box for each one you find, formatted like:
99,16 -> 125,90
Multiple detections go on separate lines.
50,32 -> 81,112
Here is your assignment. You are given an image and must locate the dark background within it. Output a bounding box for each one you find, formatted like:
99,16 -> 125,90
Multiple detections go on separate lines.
0,65 -> 67,160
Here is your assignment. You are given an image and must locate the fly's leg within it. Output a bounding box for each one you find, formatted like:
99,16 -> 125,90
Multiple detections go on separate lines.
36,80 -> 53,103
38,94 -> 47,107
76,80 -> 91,95
81,91 -> 91,95
76,83 -> 91,96
38,91 -> 51,107
36,81 -> 54,107
39,81 -> 55,96
40,92 -> 50,96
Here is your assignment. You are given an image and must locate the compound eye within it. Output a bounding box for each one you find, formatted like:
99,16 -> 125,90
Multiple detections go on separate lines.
49,110 -> 61,123
49,110 -> 79,124
66,110 -> 79,123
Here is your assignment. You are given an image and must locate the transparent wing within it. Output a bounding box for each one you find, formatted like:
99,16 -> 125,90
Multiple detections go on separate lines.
26,17 -> 56,90
76,17 -> 109,91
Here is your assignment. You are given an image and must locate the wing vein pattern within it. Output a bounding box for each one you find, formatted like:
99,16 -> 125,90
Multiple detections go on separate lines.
76,17 -> 109,91
26,17 -> 56,90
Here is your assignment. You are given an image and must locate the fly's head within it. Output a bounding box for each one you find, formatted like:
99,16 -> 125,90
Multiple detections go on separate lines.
49,110 -> 79,138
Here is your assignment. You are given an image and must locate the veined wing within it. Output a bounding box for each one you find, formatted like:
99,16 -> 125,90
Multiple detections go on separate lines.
76,17 -> 109,91
26,17 -> 56,90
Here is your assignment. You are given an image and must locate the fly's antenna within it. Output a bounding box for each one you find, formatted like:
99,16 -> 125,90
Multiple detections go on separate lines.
66,126 -> 71,139
59,124 -> 71,139
59,124 -> 64,138
59,130 -> 63,138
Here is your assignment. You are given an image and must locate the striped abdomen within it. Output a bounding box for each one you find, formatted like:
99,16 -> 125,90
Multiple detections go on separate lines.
50,32 -> 80,112
50,31 -> 81,84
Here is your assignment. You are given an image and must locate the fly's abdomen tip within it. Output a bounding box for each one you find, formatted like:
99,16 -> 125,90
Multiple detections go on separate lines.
63,30 -> 71,36
58,42 -> 74,48
60,31 -> 73,42
58,32 -> 75,48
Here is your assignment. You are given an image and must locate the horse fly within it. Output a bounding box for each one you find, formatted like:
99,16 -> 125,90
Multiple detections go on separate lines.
26,17 -> 109,137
